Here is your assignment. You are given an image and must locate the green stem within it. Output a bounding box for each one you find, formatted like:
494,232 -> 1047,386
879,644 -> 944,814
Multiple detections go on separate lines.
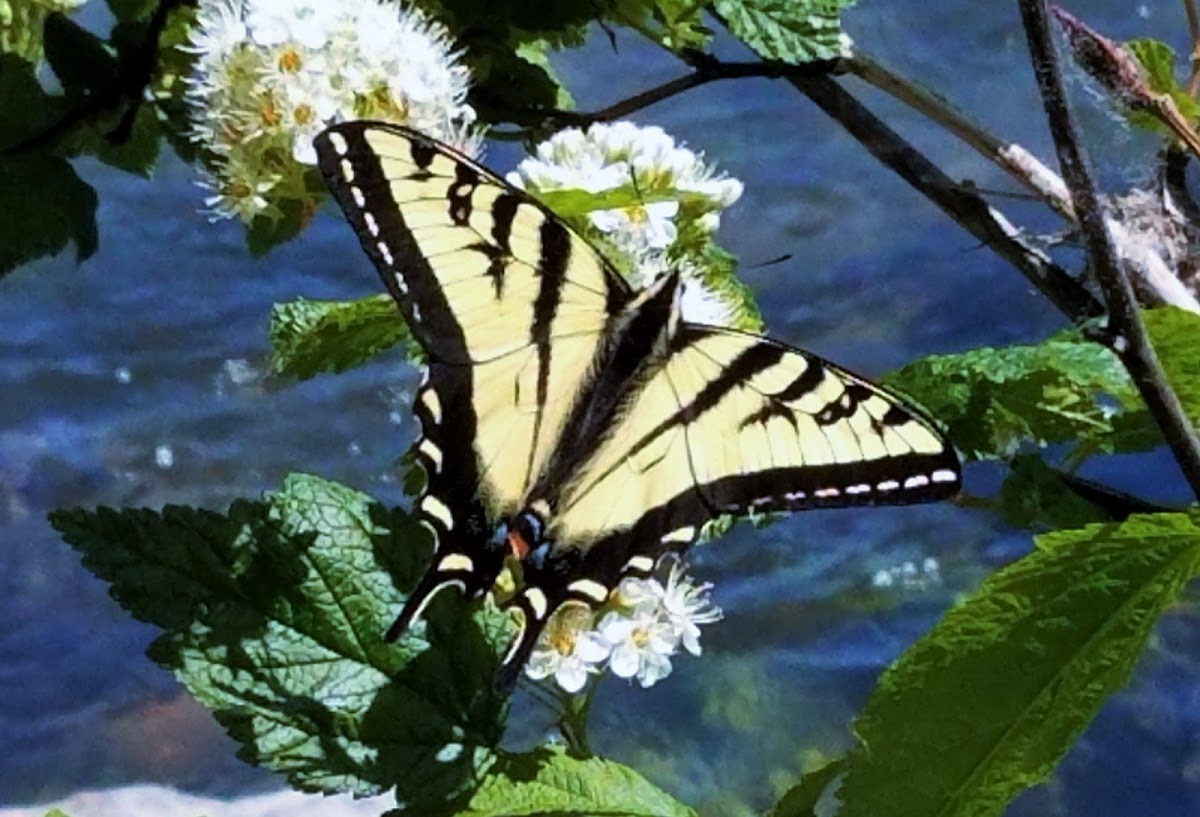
559,682 -> 598,758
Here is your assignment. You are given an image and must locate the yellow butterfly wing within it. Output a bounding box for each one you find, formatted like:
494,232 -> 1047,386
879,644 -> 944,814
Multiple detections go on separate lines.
317,122 -> 961,692
316,122 -> 632,624
497,323 -> 960,651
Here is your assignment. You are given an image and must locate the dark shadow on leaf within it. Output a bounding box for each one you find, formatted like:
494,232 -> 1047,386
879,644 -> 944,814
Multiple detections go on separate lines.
369,501 -> 433,599
144,501 -> 313,668
368,581 -> 510,812
53,475 -> 511,806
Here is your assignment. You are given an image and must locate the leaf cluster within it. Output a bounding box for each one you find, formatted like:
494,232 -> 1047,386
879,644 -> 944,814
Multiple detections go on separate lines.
1122,39 -> 1200,138
51,475 -> 698,815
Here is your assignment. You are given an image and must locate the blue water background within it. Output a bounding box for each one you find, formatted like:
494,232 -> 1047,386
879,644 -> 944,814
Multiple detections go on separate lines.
3,2 -> 1198,814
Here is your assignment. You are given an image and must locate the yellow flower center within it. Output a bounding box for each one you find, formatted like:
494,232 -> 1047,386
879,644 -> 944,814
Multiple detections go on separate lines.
226,180 -> 252,200
293,103 -> 315,126
549,630 -> 575,656
362,86 -> 407,121
277,46 -> 302,73
259,99 -> 281,127
623,204 -> 649,224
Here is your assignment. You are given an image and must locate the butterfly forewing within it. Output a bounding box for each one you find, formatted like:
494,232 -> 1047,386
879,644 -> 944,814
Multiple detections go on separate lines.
317,121 -> 630,527
548,325 -> 960,556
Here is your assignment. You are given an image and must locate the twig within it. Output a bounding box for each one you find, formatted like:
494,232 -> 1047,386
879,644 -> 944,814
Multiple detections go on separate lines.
848,53 -> 1080,219
533,43 -> 1185,317
533,57 -> 846,129
778,72 -> 1103,323
1022,0 -> 1200,500
5,0 -> 188,155
505,34 -> 1186,318
510,50 -> 1098,321
852,49 -> 1200,313
1185,0 -> 1200,97
1053,6 -> 1200,159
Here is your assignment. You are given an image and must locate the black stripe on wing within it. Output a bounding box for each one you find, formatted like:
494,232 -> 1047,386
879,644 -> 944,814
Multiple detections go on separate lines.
315,123 -> 473,361
617,326 -> 957,510
315,124 -> 508,634
521,217 -> 573,491
571,446 -> 958,597
529,270 -> 682,501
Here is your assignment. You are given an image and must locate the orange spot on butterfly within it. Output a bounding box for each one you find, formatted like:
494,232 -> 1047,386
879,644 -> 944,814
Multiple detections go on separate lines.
507,528 -> 531,560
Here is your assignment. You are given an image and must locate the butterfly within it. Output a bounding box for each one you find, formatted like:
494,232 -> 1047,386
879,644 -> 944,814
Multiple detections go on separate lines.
313,122 -> 961,693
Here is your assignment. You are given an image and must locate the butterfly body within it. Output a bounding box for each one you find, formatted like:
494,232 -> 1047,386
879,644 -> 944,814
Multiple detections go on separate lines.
314,122 -> 961,693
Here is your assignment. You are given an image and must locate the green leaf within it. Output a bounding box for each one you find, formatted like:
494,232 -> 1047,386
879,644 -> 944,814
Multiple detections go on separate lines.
105,0 -> 158,21
839,511 -> 1200,817
536,185 -> 665,217
43,12 -> 119,97
454,746 -> 696,817
513,37 -> 574,111
994,455 -> 1127,530
1126,38 -> 1200,123
85,103 -> 161,176
269,294 -> 417,379
464,38 -> 566,127
768,758 -> 846,817
50,474 -> 510,809
886,308 -> 1200,461
647,0 -> 713,51
413,0 -> 595,124
1145,306 -> 1200,424
246,198 -> 308,257
1128,38 -> 1178,92
147,3 -> 204,165
713,0 -> 854,63
42,810 -> 71,817
882,330 -> 1149,460
431,0 -> 605,36
0,0 -> 51,61
668,224 -> 762,332
0,53 -> 70,150
536,183 -> 725,220
0,153 -> 98,275
609,0 -> 713,51
5,15 -> 160,175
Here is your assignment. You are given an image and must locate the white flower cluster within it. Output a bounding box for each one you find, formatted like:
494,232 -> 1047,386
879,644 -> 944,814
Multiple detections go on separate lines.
507,122 -> 744,326
525,560 -> 722,693
182,0 -> 477,222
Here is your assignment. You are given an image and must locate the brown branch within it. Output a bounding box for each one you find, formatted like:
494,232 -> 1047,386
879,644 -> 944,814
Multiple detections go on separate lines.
514,52 -> 1098,323
525,56 -> 847,130
5,0 -> 188,155
510,43 -> 1186,321
851,48 -> 1200,313
848,53 -> 1076,221
779,71 -> 1103,324
1022,0 -> 1200,500
1185,0 -> 1200,97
